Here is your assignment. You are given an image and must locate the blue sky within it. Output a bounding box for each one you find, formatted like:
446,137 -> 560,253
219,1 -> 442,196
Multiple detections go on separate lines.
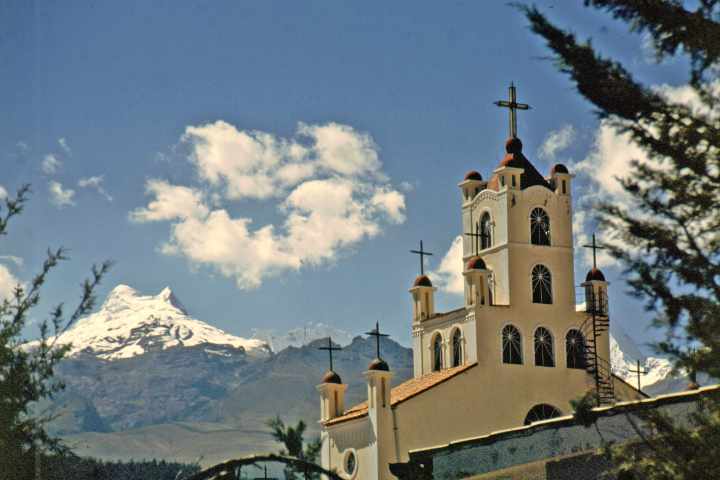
1,1 -> 693,354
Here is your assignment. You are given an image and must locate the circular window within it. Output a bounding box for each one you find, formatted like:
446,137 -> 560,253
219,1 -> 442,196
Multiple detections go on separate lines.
343,450 -> 357,477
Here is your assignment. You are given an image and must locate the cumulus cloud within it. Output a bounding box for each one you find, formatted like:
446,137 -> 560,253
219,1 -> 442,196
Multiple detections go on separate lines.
78,175 -> 113,201
134,121 -> 406,289
429,235 -> 464,295
129,180 -> 208,222
538,124 -> 575,160
0,264 -> 20,301
0,185 -> 7,200
48,181 -> 75,208
58,137 -> 71,155
42,154 -> 61,175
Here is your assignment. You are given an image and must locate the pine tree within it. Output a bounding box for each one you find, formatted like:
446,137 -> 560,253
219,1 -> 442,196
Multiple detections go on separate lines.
266,416 -> 322,480
519,2 -> 720,478
0,185 -> 111,479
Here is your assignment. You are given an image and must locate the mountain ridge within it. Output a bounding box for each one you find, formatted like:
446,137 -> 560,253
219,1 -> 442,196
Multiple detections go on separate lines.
38,284 -> 270,360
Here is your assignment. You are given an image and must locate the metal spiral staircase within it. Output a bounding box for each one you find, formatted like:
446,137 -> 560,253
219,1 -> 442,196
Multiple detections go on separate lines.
578,288 -> 615,405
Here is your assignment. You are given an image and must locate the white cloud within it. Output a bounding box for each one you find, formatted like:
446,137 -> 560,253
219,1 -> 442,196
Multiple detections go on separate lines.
129,180 -> 209,222
298,122 -> 383,178
0,185 -> 7,200
135,120 -> 406,289
42,154 -> 61,175
181,120 -> 388,201
78,175 -> 113,201
0,264 -> 20,301
370,187 -> 406,223
538,124 -> 576,160
48,181 -> 75,208
58,137 -> 71,155
429,235 -> 464,295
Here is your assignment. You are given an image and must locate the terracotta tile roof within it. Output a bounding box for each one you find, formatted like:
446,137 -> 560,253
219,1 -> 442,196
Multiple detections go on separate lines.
324,363 -> 476,426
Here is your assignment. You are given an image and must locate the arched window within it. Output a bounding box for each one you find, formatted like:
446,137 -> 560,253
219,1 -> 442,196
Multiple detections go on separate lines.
532,265 -> 552,304
451,329 -> 462,367
480,212 -> 492,250
530,207 -> 551,245
523,404 -> 562,425
565,329 -> 586,369
534,327 -> 555,367
432,334 -> 443,372
502,325 -> 522,364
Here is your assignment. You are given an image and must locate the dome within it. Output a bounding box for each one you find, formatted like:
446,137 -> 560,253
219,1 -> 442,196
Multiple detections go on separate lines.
368,358 -> 390,371
413,274 -> 433,287
321,370 -> 342,384
466,256 -> 487,270
585,267 -> 606,282
464,170 -> 483,181
551,163 -> 569,175
505,137 -> 523,154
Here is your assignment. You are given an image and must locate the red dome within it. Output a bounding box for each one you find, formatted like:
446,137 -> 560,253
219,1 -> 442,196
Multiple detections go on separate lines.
505,137 -> 523,154
466,256 -> 487,270
321,370 -> 342,384
585,268 -> 606,282
368,358 -> 390,371
413,275 -> 433,287
464,170 -> 483,181
550,163 -> 569,175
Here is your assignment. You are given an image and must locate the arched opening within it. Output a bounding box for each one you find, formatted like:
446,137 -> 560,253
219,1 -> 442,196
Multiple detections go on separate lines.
451,329 -> 462,367
532,264 -> 553,304
534,327 -> 555,367
530,207 -> 551,245
523,404 -> 562,425
432,334 -> 443,372
480,212 -> 492,250
565,329 -> 586,369
502,324 -> 522,365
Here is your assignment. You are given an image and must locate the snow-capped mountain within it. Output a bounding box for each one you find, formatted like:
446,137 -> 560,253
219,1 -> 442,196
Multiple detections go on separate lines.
251,322 -> 355,352
610,325 -> 674,392
42,284 -> 270,360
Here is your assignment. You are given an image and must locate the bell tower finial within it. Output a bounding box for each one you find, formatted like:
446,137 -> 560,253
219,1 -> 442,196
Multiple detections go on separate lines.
494,82 -> 531,138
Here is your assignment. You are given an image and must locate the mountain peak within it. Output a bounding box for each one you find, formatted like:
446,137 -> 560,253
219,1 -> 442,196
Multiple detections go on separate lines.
45,284 -> 269,360
156,286 -> 187,314
108,284 -> 139,297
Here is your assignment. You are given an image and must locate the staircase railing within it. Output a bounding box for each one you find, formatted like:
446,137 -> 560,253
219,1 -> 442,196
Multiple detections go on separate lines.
579,289 -> 614,406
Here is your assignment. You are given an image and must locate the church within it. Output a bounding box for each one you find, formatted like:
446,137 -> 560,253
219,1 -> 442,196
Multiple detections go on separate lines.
315,85 -> 644,480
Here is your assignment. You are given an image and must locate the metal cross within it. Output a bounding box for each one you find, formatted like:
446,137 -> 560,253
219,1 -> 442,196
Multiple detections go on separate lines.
628,360 -> 649,393
365,321 -> 389,360
494,82 -> 531,138
582,233 -> 607,269
410,240 -> 433,276
318,337 -> 342,371
465,222 -> 489,256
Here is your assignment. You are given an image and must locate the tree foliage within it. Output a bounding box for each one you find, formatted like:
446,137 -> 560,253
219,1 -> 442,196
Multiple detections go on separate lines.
0,185 -> 112,479
520,1 -> 720,478
265,416 -> 322,480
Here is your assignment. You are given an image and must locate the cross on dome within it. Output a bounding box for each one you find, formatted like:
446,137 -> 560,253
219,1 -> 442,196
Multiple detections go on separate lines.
494,82 -> 531,139
409,240 -> 433,276
318,337 -> 342,372
366,321 -> 390,361
582,233 -> 606,270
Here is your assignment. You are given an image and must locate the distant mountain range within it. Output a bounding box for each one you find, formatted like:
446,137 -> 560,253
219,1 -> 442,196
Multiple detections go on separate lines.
37,284 -> 701,466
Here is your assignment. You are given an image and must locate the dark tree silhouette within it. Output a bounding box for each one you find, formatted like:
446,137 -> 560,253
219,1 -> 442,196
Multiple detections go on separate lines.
519,2 -> 720,478
0,185 -> 112,479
